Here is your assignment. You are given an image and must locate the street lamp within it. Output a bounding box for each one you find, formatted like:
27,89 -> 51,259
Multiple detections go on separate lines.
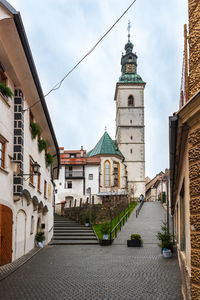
87,187 -> 92,225
23,162 -> 40,176
32,162 -> 40,174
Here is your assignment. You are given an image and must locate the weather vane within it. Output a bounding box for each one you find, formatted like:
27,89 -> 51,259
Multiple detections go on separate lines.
127,20 -> 131,41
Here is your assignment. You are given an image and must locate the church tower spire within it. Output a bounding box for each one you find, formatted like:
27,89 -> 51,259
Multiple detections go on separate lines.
114,22 -> 146,200
119,21 -> 144,84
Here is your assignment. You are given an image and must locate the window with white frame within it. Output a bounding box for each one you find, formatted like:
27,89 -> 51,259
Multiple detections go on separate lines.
67,181 -> 72,189
89,174 -> 93,180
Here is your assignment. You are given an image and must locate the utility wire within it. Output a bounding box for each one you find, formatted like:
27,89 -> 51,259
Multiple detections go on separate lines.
24,0 -> 137,112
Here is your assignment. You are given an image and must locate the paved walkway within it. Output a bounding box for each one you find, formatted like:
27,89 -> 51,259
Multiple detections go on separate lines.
0,202 -> 182,300
114,201 -> 167,245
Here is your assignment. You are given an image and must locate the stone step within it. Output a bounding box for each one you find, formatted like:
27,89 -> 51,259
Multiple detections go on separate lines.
49,240 -> 99,245
53,236 -> 97,240
54,222 -> 79,225
54,224 -> 85,227
53,233 -> 95,236
54,227 -> 92,230
54,220 -> 77,222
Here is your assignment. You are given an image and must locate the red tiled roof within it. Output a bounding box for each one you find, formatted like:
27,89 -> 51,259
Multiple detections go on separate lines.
59,148 -> 100,165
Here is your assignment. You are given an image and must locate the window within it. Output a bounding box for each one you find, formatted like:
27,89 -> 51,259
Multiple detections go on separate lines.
113,162 -> 120,188
44,180 -> 47,198
30,216 -> 34,234
130,120 -> 132,124
128,95 -> 134,106
130,149 -> 133,154
30,110 -> 34,124
92,196 -> 94,205
37,173 -> 41,191
104,160 -> 111,188
89,174 -> 93,180
69,166 -> 72,176
0,70 -> 6,84
29,157 -> 34,185
70,154 -> 76,158
180,181 -> 186,251
0,137 -> 6,169
130,136 -> 133,140
67,181 -> 72,189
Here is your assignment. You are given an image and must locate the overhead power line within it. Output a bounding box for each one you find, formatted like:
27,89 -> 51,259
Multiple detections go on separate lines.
24,0 -> 137,112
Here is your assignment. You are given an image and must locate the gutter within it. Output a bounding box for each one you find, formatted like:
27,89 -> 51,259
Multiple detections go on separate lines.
169,114 -> 178,214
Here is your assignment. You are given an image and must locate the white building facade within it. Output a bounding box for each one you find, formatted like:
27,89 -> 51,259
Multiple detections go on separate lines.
0,1 -> 59,265
55,132 -> 128,210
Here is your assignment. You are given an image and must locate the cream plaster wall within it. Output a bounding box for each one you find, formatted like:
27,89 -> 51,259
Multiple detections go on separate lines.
85,165 -> 99,195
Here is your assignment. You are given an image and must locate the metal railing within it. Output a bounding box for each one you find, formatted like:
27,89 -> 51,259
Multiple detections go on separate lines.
136,199 -> 144,218
109,209 -> 130,242
65,171 -> 84,178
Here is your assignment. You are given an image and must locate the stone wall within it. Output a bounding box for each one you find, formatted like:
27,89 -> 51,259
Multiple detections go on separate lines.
188,0 -> 200,99
188,127 -> 200,299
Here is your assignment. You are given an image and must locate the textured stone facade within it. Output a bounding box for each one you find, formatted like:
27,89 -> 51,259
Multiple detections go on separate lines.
189,127 -> 200,299
188,0 -> 200,99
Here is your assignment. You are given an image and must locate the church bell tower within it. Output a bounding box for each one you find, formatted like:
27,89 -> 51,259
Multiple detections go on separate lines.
114,23 -> 146,199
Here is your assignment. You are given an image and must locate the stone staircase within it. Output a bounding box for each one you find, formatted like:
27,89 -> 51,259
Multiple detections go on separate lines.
50,214 -> 99,245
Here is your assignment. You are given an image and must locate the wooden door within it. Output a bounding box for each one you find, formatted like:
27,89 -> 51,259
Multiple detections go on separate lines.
0,205 -> 13,266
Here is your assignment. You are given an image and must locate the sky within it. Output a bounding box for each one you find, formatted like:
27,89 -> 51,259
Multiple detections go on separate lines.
8,0 -> 188,179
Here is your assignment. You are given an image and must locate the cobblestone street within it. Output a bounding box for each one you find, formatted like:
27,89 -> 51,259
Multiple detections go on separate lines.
0,203 -> 182,300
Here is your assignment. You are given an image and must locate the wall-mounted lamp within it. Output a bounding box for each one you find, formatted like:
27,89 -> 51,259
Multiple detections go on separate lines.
23,162 -> 40,176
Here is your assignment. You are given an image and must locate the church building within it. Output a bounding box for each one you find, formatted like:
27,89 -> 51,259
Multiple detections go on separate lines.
56,27 -> 146,207
115,28 -> 146,198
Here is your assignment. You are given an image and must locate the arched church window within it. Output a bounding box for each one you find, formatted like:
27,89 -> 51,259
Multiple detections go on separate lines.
128,95 -> 134,106
113,162 -> 120,188
104,160 -> 111,188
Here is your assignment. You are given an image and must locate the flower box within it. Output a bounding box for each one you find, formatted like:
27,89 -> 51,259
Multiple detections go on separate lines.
99,239 -> 112,246
127,239 -> 142,247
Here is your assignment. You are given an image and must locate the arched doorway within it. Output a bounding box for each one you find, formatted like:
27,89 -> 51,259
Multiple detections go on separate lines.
0,204 -> 13,265
15,210 -> 26,260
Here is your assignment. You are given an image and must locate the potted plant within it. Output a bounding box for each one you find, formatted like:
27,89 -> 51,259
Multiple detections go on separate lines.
85,216 -> 90,227
35,231 -> 45,248
99,222 -> 112,246
46,153 -> 54,167
30,121 -> 40,139
0,82 -> 13,98
127,234 -> 143,247
156,221 -> 173,258
38,139 -> 47,152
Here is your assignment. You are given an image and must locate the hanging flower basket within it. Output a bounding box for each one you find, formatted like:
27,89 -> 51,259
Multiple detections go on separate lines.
45,153 -> 53,167
30,121 -> 40,139
0,82 -> 13,98
38,139 -> 47,152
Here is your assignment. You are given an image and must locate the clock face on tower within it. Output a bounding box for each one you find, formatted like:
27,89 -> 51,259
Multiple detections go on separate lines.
126,64 -> 135,73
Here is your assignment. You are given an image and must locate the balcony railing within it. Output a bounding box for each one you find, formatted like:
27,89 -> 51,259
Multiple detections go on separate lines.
65,171 -> 84,178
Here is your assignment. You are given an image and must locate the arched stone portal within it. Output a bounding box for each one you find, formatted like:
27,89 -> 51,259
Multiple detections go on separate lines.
0,204 -> 13,266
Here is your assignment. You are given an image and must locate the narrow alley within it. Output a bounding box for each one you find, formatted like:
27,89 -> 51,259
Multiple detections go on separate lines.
0,202 -> 182,300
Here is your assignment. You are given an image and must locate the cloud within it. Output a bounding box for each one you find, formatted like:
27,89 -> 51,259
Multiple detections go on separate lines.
8,0 -> 188,178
